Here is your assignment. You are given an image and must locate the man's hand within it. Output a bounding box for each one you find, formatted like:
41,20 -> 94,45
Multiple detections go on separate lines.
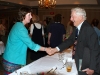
45,47 -> 52,55
50,48 -> 59,55
45,47 -> 59,55
82,68 -> 94,75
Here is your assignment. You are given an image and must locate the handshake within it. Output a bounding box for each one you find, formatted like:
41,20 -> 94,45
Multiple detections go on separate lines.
44,47 -> 59,56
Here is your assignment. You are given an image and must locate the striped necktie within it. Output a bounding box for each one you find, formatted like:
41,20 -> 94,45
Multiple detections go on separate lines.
72,28 -> 78,59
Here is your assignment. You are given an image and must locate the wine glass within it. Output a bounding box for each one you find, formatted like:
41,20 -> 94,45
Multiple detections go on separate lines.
58,52 -> 68,69
58,52 -> 66,63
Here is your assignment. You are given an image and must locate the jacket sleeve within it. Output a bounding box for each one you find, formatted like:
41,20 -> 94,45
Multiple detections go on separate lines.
58,28 -> 76,52
87,29 -> 100,70
17,24 -> 40,52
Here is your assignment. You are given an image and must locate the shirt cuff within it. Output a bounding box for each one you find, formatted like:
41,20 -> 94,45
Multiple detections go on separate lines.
56,47 -> 60,51
34,44 -> 41,52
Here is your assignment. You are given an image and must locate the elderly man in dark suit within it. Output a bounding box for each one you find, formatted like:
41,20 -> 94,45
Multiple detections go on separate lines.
49,7 -> 100,75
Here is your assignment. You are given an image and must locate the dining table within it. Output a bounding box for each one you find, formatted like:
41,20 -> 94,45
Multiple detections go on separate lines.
9,48 -> 78,75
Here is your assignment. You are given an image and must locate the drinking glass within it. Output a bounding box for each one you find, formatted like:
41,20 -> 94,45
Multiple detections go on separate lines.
58,52 -> 65,62
66,62 -> 73,72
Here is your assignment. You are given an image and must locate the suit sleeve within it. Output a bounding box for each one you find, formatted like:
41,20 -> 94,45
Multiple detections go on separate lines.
86,28 -> 100,70
58,28 -> 76,51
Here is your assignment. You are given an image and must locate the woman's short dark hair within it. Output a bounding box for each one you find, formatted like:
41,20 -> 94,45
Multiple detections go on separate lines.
18,6 -> 32,21
54,14 -> 62,22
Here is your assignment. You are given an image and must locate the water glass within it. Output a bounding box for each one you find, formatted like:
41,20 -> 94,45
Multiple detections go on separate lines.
66,62 -> 73,72
58,52 -> 65,62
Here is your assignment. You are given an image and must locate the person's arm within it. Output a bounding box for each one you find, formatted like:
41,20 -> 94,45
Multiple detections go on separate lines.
48,32 -> 51,45
39,46 -> 52,55
63,34 -> 66,41
42,25 -> 44,36
18,23 -> 51,55
63,25 -> 66,41
49,47 -> 59,55
29,24 -> 34,37
82,26 -> 100,75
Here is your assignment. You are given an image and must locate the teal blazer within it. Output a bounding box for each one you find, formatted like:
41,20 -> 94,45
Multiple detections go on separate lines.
3,22 -> 40,65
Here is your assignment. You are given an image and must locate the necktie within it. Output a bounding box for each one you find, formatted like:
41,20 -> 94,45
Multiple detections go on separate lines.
72,28 -> 78,59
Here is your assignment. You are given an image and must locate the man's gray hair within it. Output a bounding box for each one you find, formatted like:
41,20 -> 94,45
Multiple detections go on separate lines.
71,7 -> 86,20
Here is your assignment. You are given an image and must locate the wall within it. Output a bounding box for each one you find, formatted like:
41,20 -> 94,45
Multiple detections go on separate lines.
38,6 -> 100,29
0,8 -> 38,34
0,5 -> 100,31
0,0 -> 98,6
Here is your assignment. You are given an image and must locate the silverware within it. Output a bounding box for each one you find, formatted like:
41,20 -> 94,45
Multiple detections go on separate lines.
53,67 -> 57,73
60,63 -> 66,69
47,68 -> 53,74
15,71 -> 18,75
60,66 -> 64,69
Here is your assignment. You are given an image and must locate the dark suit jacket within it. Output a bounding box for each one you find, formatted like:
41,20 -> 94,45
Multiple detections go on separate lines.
58,20 -> 100,75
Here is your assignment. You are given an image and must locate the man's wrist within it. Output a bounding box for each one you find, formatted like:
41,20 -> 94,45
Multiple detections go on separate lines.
56,47 -> 60,51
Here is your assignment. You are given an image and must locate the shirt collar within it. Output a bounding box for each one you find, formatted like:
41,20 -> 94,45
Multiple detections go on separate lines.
77,21 -> 84,31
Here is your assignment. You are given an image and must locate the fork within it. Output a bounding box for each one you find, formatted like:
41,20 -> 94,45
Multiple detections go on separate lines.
53,67 -> 57,73
47,68 -> 53,74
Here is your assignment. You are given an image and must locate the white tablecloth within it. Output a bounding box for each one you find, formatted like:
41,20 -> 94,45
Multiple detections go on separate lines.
9,51 -> 78,75
0,41 -> 5,55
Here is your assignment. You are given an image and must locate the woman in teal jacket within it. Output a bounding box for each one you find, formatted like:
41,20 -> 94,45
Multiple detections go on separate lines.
3,7 -> 50,75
